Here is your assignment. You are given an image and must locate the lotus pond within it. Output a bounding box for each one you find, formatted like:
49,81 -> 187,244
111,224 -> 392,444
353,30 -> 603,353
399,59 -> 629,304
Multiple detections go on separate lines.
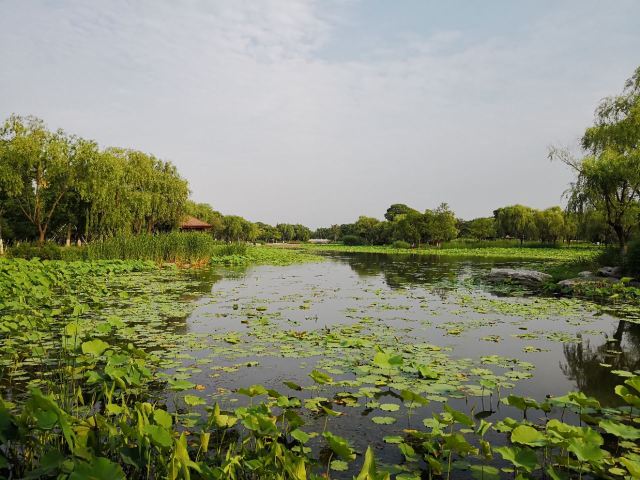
0,251 -> 639,479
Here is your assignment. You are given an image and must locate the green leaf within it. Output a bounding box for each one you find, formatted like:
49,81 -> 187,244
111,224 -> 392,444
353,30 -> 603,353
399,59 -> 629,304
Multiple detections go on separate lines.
416,364 -> 439,380
511,425 -> 546,447
309,370 -> 333,385
237,384 -> 267,397
69,457 -> 125,480
356,446 -> 390,480
290,429 -> 311,444
495,446 -> 539,473
183,395 -> 206,407
567,438 -> 605,462
599,419 -> 640,439
143,424 -> 173,448
400,389 -> 429,407
373,349 -> 403,370
371,416 -> 396,425
323,431 -> 355,461
620,457 -> 640,478
330,460 -> 349,472
81,339 -> 110,356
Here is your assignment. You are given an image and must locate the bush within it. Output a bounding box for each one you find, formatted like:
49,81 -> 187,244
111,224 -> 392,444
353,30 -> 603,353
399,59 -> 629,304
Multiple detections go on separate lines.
392,240 -> 411,249
7,242 -> 63,260
212,243 -> 248,257
626,240 -> 640,278
341,235 -> 365,246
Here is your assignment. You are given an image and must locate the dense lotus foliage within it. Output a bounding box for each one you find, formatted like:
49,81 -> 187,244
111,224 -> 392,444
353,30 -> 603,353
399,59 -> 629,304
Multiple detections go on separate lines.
0,253 -> 639,479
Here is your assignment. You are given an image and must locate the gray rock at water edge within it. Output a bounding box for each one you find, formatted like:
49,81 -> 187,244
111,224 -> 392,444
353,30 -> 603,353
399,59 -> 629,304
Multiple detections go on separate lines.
598,266 -> 622,278
486,268 -> 552,287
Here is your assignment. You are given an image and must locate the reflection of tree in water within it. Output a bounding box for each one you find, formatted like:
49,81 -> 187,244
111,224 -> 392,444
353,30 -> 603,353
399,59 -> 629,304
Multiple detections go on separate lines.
561,320 -> 640,406
341,253 -> 465,291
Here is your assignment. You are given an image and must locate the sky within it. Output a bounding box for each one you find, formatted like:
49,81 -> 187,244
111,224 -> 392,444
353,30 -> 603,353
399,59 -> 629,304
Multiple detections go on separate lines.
1,1 -> 639,228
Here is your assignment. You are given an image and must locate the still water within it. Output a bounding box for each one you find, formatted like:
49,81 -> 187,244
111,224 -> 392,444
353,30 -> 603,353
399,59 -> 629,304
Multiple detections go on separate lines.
167,253 -> 639,476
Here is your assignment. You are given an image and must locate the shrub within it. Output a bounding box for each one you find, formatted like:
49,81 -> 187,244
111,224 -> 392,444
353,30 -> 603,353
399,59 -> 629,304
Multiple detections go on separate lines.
212,243 -> 248,257
7,242 -> 63,260
392,240 -> 411,249
341,235 -> 365,246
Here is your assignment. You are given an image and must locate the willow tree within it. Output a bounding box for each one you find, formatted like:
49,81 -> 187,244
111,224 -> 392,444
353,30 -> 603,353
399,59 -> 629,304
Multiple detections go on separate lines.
493,205 -> 537,245
0,115 -> 97,243
552,67 -> 640,252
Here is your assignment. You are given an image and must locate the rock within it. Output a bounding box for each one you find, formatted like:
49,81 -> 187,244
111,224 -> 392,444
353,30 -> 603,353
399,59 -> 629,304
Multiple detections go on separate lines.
486,268 -> 552,287
577,271 -> 594,278
598,266 -> 622,278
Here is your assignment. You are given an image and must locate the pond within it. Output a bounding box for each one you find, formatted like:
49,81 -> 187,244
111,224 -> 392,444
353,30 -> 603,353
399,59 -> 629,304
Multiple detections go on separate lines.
155,252 -> 640,477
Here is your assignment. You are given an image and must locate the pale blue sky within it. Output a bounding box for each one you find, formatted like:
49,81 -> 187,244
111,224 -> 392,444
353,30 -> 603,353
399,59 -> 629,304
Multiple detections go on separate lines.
1,1 -> 639,227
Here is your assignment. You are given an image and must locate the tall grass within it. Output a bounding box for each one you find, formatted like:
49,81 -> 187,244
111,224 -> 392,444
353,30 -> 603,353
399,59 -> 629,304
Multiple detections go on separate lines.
85,232 -> 217,264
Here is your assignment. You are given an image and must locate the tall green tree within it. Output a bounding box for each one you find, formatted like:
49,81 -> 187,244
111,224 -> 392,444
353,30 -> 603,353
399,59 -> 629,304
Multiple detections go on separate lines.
494,205 -> 537,245
0,115 -> 97,243
534,207 -> 566,244
552,67 -> 640,251
467,217 -> 496,240
424,203 -> 458,246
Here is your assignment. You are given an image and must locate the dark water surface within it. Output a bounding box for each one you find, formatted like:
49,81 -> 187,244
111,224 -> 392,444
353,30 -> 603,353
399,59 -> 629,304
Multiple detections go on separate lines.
167,253 -> 640,476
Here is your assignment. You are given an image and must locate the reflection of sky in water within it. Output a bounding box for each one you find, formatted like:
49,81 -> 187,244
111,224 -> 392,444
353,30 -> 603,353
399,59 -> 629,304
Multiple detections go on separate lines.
167,253 -> 640,477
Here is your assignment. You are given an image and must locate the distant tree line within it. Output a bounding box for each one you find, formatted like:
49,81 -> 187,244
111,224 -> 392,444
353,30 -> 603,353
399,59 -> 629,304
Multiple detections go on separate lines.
184,201 -> 310,243
312,203 -> 615,247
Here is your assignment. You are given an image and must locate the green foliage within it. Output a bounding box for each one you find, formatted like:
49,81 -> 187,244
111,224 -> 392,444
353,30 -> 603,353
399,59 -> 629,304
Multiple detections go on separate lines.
301,243 -> 602,262
392,240 -> 411,249
627,239 -> 640,277
0,257 -> 639,479
7,242 -> 65,260
85,232 -> 217,264
553,66 -> 640,250
342,234 -> 365,246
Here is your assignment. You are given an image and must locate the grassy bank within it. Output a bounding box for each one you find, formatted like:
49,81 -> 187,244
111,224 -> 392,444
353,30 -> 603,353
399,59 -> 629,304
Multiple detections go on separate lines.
296,243 -> 602,262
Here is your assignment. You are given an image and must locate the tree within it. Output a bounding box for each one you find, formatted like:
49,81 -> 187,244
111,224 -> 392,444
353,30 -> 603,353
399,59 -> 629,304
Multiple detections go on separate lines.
552,67 -> 640,252
494,205 -> 537,245
0,115 -> 97,243
222,216 -> 247,242
354,216 -> 380,244
424,203 -> 458,246
467,217 -> 496,240
384,204 -> 418,222
534,207 -> 566,244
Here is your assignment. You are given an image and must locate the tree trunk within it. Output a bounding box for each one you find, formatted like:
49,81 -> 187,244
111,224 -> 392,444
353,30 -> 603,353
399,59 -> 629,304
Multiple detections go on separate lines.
38,227 -> 46,245
66,225 -> 72,247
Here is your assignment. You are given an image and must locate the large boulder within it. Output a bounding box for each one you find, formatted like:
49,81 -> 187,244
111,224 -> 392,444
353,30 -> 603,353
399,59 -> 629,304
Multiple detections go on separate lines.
486,268 -> 552,287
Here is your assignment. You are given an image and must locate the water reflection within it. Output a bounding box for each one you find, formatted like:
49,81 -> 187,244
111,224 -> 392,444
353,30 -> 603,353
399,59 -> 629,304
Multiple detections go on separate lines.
331,252 -> 519,290
561,320 -> 640,405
